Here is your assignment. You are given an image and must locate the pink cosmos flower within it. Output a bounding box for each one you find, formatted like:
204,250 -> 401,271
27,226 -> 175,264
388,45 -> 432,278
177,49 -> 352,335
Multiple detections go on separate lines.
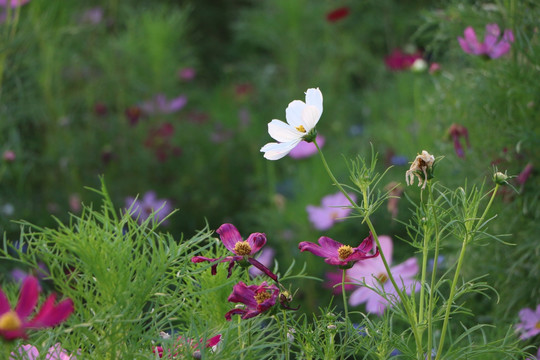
11,343 -> 77,360
3,150 -> 16,162
178,67 -> 196,81
153,334 -> 221,359
125,191 -> 173,225
0,0 -> 30,7
298,232 -> 378,267
289,134 -> 325,159
324,271 -> 355,295
347,236 -> 419,315
79,7 -> 103,25
141,94 -> 187,115
458,24 -> 514,59
306,192 -> 356,231
516,304 -> 540,340
0,276 -> 74,340
224,281 -> 279,320
191,223 -> 277,281
448,123 -> 470,158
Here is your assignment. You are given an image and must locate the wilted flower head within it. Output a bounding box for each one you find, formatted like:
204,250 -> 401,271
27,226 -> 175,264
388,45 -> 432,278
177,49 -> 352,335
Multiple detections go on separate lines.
347,236 -> 419,315
0,276 -> 74,340
405,151 -> 435,190
299,232 -> 379,268
225,281 -> 279,320
191,223 -> 277,281
306,192 -> 356,231
516,304 -> 540,340
448,123 -> 470,158
261,88 -> 323,160
289,134 -> 325,159
11,343 -> 77,360
458,24 -> 514,59
125,191 -> 173,225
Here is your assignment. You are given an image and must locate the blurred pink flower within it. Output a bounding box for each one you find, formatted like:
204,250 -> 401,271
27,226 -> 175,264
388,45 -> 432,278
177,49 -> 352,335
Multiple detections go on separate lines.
125,191 -> 173,225
178,67 -> 196,81
428,62 -> 441,74
0,276 -> 74,340
3,150 -> 16,162
11,343 -> 77,360
448,123 -> 470,158
324,271 -> 355,294
225,281 -> 279,320
299,232 -> 378,267
347,236 -> 419,316
249,248 -> 275,278
289,134 -> 325,159
516,163 -> 533,186
306,192 -> 356,231
516,304 -> 540,340
385,49 -> 423,71
458,24 -> 514,59
141,94 -> 187,115
0,0 -> 30,8
80,7 -> 103,24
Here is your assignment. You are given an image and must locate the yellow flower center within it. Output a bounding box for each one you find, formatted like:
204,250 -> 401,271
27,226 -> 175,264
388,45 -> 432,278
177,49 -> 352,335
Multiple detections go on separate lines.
376,273 -> 388,284
0,310 -> 22,331
337,245 -> 353,260
233,241 -> 252,256
535,321 -> 540,330
296,125 -> 306,133
254,290 -> 272,304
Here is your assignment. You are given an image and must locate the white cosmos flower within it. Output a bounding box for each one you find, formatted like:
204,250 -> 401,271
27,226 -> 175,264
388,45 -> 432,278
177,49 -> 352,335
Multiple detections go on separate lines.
260,88 -> 323,160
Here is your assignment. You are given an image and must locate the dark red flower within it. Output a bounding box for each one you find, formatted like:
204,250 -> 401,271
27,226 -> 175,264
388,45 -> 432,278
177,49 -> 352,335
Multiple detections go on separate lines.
385,49 -> 423,71
448,123 -> 470,158
144,122 -> 182,162
326,7 -> 350,23
0,276 -> 73,340
125,106 -> 142,126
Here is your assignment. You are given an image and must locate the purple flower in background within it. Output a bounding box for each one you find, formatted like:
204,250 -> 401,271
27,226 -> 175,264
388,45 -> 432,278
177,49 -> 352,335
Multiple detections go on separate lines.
11,343 -> 77,360
141,94 -> 187,115
306,192 -> 356,231
11,262 -> 49,284
448,123 -> 470,158
289,134 -> 325,159
224,281 -> 279,320
249,248 -> 275,278
299,233 -> 378,267
348,235 -> 419,316
3,150 -> 16,162
125,191 -> 173,225
516,163 -> 533,186
0,0 -> 30,7
178,67 -> 196,81
80,7 -> 103,25
458,24 -> 514,59
516,304 -> 540,340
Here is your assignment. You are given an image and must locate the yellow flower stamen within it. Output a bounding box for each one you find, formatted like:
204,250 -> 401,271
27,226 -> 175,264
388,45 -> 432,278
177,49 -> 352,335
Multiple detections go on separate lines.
376,273 -> 388,284
233,241 -> 252,256
254,290 -> 272,304
0,310 -> 22,331
296,125 -> 306,133
535,321 -> 540,330
337,245 -> 353,260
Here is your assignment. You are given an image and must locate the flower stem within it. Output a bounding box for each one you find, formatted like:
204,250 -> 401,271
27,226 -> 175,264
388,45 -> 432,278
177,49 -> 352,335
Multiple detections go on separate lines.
435,184 -> 499,359
341,269 -> 349,320
427,183 -> 441,359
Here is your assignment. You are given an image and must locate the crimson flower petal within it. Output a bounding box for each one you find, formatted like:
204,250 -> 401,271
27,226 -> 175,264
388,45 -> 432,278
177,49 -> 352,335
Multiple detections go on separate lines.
27,295 -> 74,328
246,232 -> 266,255
216,223 -> 243,252
15,276 -> 40,319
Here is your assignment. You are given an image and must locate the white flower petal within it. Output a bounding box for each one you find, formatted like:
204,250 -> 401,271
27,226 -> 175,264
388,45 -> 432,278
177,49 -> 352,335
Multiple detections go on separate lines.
268,119 -> 302,142
285,100 -> 306,128
305,88 -> 323,116
301,105 -> 321,131
260,140 -> 301,160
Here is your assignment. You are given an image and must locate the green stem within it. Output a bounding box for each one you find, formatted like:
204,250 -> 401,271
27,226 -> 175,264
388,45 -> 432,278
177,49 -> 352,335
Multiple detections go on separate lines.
427,183 -> 441,359
435,184 -> 499,359
418,225 -> 430,325
340,268 -> 348,360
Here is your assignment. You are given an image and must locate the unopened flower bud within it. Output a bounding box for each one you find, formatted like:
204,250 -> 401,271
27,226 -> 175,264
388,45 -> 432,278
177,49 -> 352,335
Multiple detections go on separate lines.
493,171 -> 508,185
327,324 -> 337,330
411,58 -> 428,72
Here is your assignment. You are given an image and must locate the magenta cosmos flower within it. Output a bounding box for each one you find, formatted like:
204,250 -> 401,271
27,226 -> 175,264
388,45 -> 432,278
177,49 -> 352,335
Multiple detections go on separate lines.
0,276 -> 74,340
306,192 -> 357,231
448,123 -> 470,158
0,0 -> 30,7
11,343 -> 77,360
191,223 -> 277,281
141,94 -> 187,115
153,334 -> 221,358
516,304 -> 540,340
298,232 -> 378,267
125,191 -> 173,225
458,24 -> 514,59
225,281 -> 279,320
347,236 -> 419,316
